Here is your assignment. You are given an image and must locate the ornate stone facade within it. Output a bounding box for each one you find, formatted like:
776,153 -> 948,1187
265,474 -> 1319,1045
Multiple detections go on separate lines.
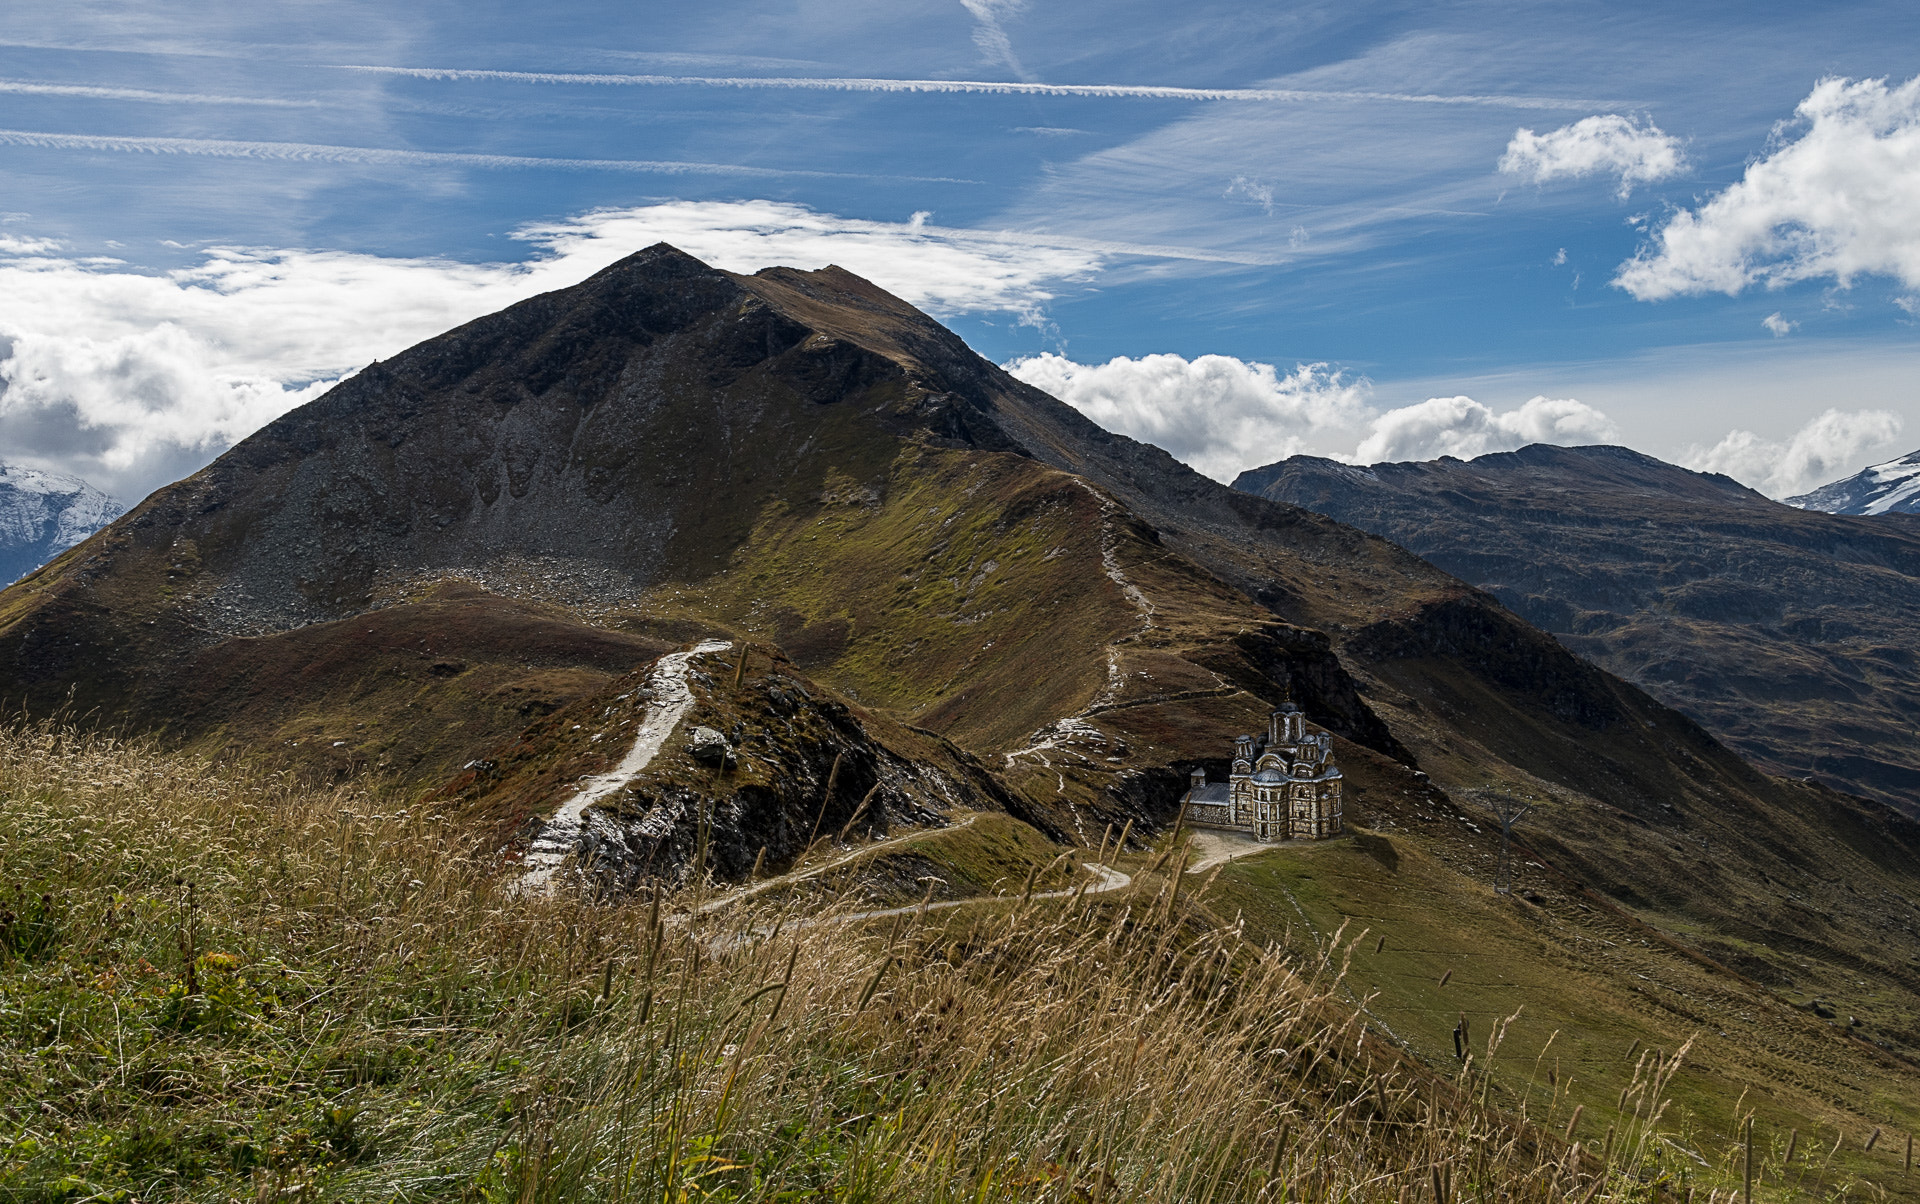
1182,702 -> 1343,842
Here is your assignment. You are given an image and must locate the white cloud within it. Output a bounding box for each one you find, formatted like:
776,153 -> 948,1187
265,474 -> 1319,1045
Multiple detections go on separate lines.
0,201 -> 1128,503
1762,312 -> 1796,337
338,65 -> 1602,110
0,128 -> 913,183
0,78 -> 323,108
959,0 -> 1033,81
1225,176 -> 1277,216
1354,395 -> 1620,463
1682,408 -> 1903,498
1005,352 -> 1619,479
1617,76 -> 1920,300
1498,114 -> 1686,198
1004,352 -> 1368,481
521,202 -> 1114,321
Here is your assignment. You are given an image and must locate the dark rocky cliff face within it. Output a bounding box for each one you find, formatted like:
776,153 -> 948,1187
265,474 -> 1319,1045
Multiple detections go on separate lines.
121,247 -> 933,630
1238,444 -> 1920,814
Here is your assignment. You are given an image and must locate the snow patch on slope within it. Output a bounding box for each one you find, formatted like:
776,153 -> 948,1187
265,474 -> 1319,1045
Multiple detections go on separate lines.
0,463 -> 123,581
1789,448 -> 1920,515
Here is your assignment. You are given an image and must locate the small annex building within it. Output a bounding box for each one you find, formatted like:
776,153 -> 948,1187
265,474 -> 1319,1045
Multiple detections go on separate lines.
1183,702 -> 1343,842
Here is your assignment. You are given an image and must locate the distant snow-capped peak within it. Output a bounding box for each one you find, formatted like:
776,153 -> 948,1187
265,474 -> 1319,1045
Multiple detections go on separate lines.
0,464 -> 124,572
1788,448 -> 1920,517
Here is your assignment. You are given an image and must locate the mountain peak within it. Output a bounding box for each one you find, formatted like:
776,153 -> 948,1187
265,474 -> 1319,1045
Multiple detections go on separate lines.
1789,447 -> 1920,515
0,462 -> 122,584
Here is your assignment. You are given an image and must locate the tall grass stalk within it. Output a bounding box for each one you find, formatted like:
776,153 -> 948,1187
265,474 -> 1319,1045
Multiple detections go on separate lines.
0,724 -> 1686,1201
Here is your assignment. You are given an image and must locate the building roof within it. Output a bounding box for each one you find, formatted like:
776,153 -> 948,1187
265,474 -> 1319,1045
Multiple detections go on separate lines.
1188,783 -> 1231,803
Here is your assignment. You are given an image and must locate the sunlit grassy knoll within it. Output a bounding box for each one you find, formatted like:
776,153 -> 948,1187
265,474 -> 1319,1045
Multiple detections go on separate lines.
0,724 -> 1685,1203
725,810 -> 1093,914
1201,832 -> 1920,1202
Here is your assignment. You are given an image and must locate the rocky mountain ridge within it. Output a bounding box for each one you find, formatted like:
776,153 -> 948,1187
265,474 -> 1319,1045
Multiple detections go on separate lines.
1236,442 -> 1920,813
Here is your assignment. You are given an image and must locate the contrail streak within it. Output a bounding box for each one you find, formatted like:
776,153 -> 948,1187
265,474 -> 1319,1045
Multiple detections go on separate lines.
0,79 -> 324,107
0,129 -> 973,182
338,65 -> 1608,110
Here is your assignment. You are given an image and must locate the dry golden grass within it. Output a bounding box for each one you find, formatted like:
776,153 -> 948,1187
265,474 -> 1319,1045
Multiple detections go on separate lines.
0,724 -> 1700,1202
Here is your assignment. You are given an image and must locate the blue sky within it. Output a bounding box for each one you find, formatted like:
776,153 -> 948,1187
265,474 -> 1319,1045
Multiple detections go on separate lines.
3,0 -> 1919,503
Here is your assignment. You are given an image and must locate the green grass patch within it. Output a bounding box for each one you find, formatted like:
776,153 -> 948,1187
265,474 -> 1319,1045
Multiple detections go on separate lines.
1,725 -> 1851,1202
1205,833 -> 1920,1201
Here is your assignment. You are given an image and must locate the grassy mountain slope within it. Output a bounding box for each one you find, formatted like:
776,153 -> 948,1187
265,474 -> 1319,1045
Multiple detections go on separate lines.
7,728 -> 1671,1204
3,248 -> 1919,1182
0,245 -> 1400,832
3,245 -> 1915,986
1207,833 -> 1920,1197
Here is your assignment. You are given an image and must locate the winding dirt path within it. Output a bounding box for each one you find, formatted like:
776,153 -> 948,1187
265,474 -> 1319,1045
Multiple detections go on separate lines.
822,859 -> 1133,925
1184,829 -> 1307,873
692,815 -> 981,916
687,858 -> 1135,951
1005,481 -> 1158,778
518,638 -> 732,895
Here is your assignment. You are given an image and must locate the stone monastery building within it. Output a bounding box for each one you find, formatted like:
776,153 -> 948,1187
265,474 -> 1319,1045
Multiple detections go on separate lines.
1183,701 -> 1343,842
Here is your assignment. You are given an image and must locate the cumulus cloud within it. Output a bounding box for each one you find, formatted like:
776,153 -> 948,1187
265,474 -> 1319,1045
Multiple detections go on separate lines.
1003,353 -> 1368,480
1617,76 -> 1920,300
1682,408 -> 1904,498
0,201 -> 1121,503
1354,395 -> 1620,463
1499,114 -> 1686,198
1005,352 -> 1620,480
1762,312 -> 1796,337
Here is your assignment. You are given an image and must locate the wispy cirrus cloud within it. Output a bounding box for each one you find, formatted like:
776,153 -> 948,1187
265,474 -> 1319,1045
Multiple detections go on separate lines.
0,129 -> 950,182
959,0 -> 1034,81
0,78 -> 326,107
1498,114 -> 1686,198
